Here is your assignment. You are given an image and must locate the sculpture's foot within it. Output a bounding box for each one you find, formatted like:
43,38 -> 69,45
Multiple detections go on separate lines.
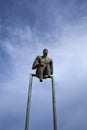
48,75 -> 53,78
39,78 -> 43,82
44,75 -> 53,78
45,75 -> 48,78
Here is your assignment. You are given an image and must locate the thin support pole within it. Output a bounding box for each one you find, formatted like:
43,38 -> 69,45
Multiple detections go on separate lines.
24,74 -> 57,130
51,76 -> 57,130
25,74 -> 33,130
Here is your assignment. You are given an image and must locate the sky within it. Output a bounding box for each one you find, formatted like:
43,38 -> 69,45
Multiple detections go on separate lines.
0,0 -> 87,130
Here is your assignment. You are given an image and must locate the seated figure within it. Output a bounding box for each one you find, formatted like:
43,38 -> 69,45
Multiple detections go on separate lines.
32,48 -> 53,82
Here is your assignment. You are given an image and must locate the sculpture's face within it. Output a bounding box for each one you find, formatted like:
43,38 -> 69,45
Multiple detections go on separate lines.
43,49 -> 48,56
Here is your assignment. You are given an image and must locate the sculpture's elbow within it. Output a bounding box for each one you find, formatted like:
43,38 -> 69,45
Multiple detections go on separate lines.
32,65 -> 37,70
32,66 -> 35,70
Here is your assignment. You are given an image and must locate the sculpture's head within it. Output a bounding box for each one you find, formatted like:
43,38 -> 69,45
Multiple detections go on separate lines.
43,48 -> 48,56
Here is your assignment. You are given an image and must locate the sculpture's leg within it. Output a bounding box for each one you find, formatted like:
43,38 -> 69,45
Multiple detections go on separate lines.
37,67 -> 44,82
46,64 -> 51,75
51,76 -> 57,130
25,74 -> 33,130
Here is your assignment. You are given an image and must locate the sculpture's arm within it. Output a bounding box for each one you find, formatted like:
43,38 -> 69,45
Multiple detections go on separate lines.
50,59 -> 53,75
32,56 -> 39,70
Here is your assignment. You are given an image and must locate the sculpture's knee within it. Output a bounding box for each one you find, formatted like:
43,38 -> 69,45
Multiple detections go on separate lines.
36,67 -> 44,79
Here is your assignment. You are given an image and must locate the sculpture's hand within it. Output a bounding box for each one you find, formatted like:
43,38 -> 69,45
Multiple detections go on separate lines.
39,62 -> 45,67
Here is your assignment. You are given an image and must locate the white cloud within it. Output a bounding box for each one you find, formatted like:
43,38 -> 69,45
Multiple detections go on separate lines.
0,14 -> 87,130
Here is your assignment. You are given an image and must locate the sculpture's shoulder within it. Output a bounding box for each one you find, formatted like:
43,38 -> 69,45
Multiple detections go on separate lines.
35,55 -> 41,60
47,57 -> 53,62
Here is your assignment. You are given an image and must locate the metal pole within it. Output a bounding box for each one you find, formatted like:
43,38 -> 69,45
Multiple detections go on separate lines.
51,76 -> 57,130
25,74 -> 33,130
24,74 -> 57,130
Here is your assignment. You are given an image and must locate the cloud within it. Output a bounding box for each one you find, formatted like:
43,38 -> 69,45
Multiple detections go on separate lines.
0,20 -> 87,130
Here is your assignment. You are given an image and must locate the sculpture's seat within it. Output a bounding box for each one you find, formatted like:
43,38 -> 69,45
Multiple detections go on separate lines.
31,73 -> 53,79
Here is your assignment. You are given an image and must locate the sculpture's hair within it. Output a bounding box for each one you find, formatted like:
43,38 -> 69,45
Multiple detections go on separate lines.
43,48 -> 48,53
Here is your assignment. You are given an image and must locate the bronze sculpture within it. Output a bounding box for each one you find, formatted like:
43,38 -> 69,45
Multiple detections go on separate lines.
25,50 -> 57,130
32,48 -> 53,82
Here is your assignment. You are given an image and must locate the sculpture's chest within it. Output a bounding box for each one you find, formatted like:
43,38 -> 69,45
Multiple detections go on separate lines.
41,57 -> 50,64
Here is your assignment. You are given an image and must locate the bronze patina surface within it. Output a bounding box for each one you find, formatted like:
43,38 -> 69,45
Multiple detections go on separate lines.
32,48 -> 53,82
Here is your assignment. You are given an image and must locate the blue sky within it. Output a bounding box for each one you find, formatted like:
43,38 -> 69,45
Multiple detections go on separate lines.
0,0 -> 87,130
